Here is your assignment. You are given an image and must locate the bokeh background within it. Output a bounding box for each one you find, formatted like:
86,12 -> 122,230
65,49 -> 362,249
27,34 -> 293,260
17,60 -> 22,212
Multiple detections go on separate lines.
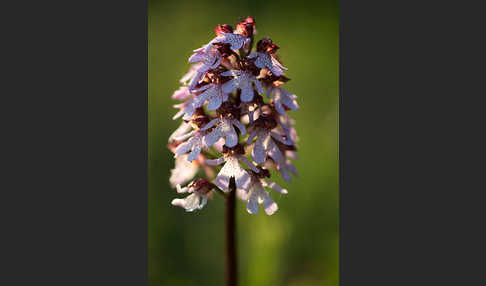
149,0 -> 338,285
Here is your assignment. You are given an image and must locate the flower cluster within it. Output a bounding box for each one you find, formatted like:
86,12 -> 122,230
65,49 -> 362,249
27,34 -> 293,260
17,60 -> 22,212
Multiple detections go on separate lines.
168,17 -> 299,215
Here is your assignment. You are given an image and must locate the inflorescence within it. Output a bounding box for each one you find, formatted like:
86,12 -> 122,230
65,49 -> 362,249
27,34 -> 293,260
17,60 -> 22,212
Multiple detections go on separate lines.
168,17 -> 299,215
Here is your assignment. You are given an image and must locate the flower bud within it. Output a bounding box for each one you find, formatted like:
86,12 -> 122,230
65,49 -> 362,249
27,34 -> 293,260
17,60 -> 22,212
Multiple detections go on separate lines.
214,24 -> 233,36
235,17 -> 255,38
257,37 -> 279,54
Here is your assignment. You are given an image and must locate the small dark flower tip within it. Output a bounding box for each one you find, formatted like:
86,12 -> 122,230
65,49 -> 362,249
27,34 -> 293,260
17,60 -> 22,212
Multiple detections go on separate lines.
254,113 -> 278,130
235,16 -> 255,37
214,24 -> 233,36
192,114 -> 211,129
217,101 -> 241,119
213,42 -> 233,57
251,167 -> 270,178
257,37 -> 279,54
189,178 -> 215,194
222,144 -> 245,155
206,66 -> 230,84
240,57 -> 260,76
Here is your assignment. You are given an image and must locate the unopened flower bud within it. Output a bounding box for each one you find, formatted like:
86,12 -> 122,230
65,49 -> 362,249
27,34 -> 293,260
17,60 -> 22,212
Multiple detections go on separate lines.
214,24 -> 233,36
257,37 -> 279,54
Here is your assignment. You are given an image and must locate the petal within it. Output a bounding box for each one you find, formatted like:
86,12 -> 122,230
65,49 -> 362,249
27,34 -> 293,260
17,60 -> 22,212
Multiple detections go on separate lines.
201,118 -> 219,131
271,56 -> 288,71
176,184 -> 190,194
274,99 -> 286,115
254,79 -> 265,95
187,146 -> 201,162
252,136 -> 266,164
192,84 -> 211,93
220,120 -> 238,147
240,87 -> 254,102
264,180 -> 288,194
247,52 -> 258,59
232,119 -> 246,135
246,191 -> 259,214
211,55 -> 222,69
173,130 -> 194,142
262,194 -> 278,215
214,167 -> 231,191
171,198 -> 185,207
238,156 -> 260,173
206,91 -> 223,110
235,168 -> 251,191
174,141 -> 192,158
270,131 -> 292,145
267,142 -> 285,165
246,130 -> 257,145
172,86 -> 191,100
169,155 -> 198,187
205,157 -> 225,166
222,79 -> 237,94
203,129 -> 222,148
183,193 -> 202,212
198,196 -> 208,209
169,122 -> 192,143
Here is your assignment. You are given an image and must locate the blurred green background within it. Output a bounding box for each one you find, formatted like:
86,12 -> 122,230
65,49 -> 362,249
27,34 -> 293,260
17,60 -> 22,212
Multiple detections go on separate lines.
149,0 -> 338,285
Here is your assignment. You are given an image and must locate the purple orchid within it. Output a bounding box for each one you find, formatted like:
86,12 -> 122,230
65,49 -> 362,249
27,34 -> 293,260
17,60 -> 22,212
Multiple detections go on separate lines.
246,115 -> 293,164
201,117 -> 246,148
172,86 -> 192,100
276,113 -> 299,145
172,97 -> 197,120
245,173 -> 287,215
247,127 -> 292,165
206,152 -> 260,192
180,63 -> 203,86
192,83 -> 229,111
169,154 -> 199,187
188,46 -> 222,89
276,157 -> 298,182
222,70 -> 264,102
206,32 -> 250,53
266,85 -> 299,115
248,52 -> 287,76
173,130 -> 207,162
171,178 -> 215,212
168,121 -> 192,143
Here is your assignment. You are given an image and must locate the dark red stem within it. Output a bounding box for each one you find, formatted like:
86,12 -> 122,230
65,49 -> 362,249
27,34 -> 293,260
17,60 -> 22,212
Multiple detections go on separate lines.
225,178 -> 237,286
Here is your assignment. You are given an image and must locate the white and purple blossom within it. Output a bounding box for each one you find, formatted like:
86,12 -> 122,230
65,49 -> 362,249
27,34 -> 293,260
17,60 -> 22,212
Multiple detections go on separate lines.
276,158 -> 298,182
172,98 -> 197,120
180,63 -> 203,86
276,113 -> 299,145
169,121 -> 192,143
171,178 -> 215,212
169,154 -> 199,187
206,151 -> 260,192
206,32 -> 250,53
247,128 -> 292,165
245,172 -> 287,215
266,85 -> 299,115
192,83 -> 228,111
248,52 -> 287,77
202,117 -> 246,148
173,130 -> 207,162
188,47 -> 222,89
246,115 -> 293,164
172,86 -> 192,100
222,70 -> 264,102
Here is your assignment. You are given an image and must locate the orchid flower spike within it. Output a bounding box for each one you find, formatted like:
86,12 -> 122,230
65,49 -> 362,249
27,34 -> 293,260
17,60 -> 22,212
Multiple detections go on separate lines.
168,17 -> 299,215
